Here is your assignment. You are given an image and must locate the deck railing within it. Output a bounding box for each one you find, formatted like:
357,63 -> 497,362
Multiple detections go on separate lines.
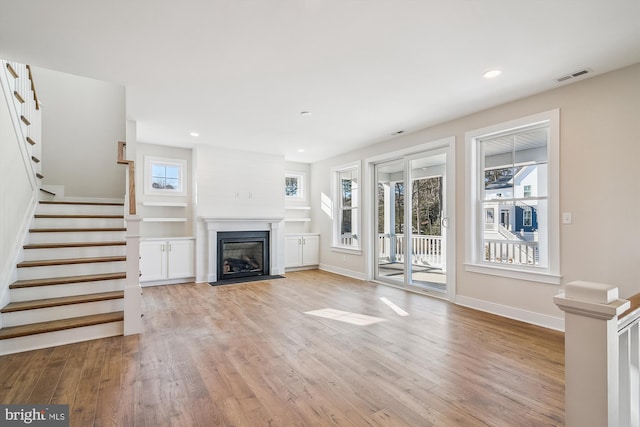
378,233 -> 443,267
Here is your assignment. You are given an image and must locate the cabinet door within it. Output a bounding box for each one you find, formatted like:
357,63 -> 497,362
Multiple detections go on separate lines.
285,235 -> 302,268
301,235 -> 320,266
167,240 -> 194,279
140,241 -> 166,282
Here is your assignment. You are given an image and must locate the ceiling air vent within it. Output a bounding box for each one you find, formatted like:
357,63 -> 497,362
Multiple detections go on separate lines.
556,68 -> 592,83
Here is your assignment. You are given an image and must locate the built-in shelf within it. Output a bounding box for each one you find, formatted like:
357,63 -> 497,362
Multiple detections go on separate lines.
142,218 -> 188,223
286,206 -> 311,210
285,218 -> 311,222
142,202 -> 188,207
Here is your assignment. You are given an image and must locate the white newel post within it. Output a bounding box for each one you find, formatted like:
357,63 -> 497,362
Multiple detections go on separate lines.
124,215 -> 143,335
554,281 -> 630,427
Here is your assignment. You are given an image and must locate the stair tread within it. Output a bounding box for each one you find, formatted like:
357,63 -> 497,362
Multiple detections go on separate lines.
17,256 -> 126,268
0,312 -> 124,340
34,214 -> 125,219
24,241 -> 126,249
29,227 -> 126,232
39,189 -> 56,196
10,272 -> 127,289
39,201 -> 125,206
2,291 -> 124,313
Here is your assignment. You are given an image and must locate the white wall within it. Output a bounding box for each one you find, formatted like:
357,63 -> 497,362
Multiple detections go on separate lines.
285,161 -> 312,234
0,81 -> 38,313
311,63 -> 640,327
194,145 -> 285,281
32,67 -> 125,198
136,143 -> 193,238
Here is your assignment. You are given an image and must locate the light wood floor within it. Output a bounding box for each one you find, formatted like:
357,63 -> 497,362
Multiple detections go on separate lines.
0,270 -> 565,426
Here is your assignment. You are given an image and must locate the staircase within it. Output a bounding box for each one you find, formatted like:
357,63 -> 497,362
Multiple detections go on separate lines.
0,200 -> 128,355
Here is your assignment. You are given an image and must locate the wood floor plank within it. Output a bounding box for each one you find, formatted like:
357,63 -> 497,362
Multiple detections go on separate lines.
0,347 -> 54,403
49,341 -> 91,406
26,344 -> 74,404
93,337 -> 123,426
0,270 -> 566,426
71,339 -> 108,427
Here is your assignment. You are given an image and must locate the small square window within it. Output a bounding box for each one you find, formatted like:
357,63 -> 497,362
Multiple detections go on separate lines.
285,173 -> 304,199
144,156 -> 187,196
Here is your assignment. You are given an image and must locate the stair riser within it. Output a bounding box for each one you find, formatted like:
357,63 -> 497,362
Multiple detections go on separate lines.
0,321 -> 124,356
17,261 -> 126,281
27,231 -> 126,244
32,218 -> 124,228
36,204 -> 124,216
2,299 -> 124,327
23,245 -> 126,261
10,279 -> 126,302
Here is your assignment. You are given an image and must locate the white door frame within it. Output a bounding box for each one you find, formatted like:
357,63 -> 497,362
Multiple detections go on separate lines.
365,136 -> 456,301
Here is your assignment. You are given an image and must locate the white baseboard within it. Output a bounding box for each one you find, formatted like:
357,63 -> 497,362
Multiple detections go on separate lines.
455,295 -> 564,332
141,277 -> 195,287
318,264 -> 367,281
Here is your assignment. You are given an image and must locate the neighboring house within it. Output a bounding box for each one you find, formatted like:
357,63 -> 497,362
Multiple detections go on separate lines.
484,165 -> 539,240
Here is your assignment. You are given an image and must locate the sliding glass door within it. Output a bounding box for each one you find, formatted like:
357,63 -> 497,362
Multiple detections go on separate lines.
374,146 -> 451,296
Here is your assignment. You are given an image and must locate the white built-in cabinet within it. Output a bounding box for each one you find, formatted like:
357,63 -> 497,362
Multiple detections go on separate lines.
140,237 -> 195,285
285,233 -> 319,269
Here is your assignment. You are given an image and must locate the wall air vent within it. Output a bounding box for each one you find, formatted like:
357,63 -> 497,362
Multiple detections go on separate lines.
556,68 -> 592,83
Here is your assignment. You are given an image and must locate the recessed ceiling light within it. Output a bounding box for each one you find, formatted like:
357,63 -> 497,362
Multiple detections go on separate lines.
190,132 -> 199,137
300,111 -> 311,116
483,69 -> 502,79
297,149 -> 305,153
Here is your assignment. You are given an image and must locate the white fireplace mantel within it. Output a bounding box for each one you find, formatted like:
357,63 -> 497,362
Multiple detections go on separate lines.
203,217 -> 285,283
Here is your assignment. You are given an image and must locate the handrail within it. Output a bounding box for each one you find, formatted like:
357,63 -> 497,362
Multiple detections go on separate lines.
25,65 -> 39,110
117,141 -> 136,215
618,291 -> 640,332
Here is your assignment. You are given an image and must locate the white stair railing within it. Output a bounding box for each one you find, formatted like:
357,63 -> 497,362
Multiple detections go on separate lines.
1,60 -> 42,185
116,141 -> 143,336
619,298 -> 640,427
555,282 -> 640,426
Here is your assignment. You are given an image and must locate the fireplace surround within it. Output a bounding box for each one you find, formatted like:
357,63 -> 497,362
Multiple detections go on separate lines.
204,217 -> 285,283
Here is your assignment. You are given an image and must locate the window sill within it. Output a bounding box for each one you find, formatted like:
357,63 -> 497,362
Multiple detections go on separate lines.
331,246 -> 362,256
464,263 -> 561,285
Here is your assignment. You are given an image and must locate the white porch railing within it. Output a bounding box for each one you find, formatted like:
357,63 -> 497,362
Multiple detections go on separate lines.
378,233 -> 443,267
484,239 -> 538,266
555,282 -> 640,427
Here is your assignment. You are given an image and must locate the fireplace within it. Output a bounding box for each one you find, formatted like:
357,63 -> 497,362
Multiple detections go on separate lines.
217,231 -> 269,281
204,217 -> 285,284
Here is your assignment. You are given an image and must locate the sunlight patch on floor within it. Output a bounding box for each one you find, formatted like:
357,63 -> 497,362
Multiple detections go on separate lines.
304,308 -> 387,326
379,297 -> 409,316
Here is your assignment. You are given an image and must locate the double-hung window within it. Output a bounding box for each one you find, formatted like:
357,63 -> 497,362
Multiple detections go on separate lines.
466,110 -> 560,284
332,162 -> 360,251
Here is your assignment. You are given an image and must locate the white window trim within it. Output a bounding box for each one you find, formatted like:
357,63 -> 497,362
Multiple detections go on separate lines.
331,160 -> 361,252
464,109 -> 561,284
285,171 -> 306,200
144,156 -> 187,196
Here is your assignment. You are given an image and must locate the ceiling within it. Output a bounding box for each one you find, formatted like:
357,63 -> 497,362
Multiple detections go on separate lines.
1,1 -> 639,163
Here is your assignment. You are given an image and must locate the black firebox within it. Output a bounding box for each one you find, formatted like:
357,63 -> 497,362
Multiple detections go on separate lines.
216,231 -> 270,282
